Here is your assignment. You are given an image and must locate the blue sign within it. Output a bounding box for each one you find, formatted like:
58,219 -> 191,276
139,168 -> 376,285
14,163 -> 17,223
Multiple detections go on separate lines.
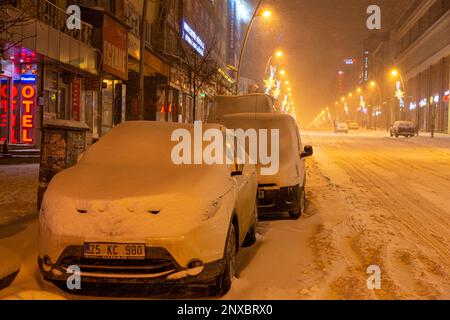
182,20 -> 205,56
20,75 -> 36,84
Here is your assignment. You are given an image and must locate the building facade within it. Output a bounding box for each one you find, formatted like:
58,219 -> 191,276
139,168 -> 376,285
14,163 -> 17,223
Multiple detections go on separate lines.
1,0 -> 99,148
365,0 -> 449,133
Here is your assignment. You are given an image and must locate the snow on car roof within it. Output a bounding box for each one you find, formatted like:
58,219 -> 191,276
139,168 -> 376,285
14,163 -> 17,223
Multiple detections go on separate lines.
208,94 -> 275,123
80,121 -> 225,167
220,113 -> 302,186
45,121 -> 235,203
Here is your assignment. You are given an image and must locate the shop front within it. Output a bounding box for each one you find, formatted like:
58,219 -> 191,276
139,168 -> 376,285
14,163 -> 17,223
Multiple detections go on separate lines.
0,58 -> 38,146
81,8 -> 129,136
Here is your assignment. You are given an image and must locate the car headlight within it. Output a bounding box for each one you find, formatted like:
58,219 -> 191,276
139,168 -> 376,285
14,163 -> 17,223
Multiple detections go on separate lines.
203,197 -> 223,220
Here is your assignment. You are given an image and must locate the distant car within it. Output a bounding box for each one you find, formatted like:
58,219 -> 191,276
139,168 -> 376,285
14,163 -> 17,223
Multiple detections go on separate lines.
208,94 -> 275,123
347,121 -> 360,130
38,121 -> 258,296
221,113 -> 313,220
334,122 -> 349,133
390,121 -> 415,137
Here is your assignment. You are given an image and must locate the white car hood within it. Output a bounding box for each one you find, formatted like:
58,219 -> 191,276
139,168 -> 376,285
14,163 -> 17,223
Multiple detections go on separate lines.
42,164 -> 234,239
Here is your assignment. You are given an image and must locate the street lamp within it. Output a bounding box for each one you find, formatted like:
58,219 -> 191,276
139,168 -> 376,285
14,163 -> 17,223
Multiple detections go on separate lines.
235,0 -> 272,94
279,69 -> 286,76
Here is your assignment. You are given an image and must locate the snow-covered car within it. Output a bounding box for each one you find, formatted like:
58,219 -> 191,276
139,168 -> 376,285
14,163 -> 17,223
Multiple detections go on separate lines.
220,113 -> 313,219
38,121 -> 258,295
334,122 -> 349,133
390,121 -> 415,137
208,94 -> 275,123
347,121 -> 360,130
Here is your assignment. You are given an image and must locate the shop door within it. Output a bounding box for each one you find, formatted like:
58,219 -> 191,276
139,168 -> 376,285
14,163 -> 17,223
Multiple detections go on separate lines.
0,76 -> 11,144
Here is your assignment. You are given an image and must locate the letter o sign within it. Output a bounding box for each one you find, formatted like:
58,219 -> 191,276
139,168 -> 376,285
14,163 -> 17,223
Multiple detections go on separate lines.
22,85 -> 35,99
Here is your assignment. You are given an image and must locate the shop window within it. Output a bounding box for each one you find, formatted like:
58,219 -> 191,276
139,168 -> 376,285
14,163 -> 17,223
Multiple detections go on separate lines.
102,80 -> 114,135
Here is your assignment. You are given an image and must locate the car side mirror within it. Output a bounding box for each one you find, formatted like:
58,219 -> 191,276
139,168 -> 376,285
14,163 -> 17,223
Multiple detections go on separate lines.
231,163 -> 244,177
301,145 -> 313,158
231,171 -> 243,177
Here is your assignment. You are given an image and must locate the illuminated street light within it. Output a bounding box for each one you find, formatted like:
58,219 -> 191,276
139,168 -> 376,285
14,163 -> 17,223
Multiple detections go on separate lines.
275,50 -> 283,58
260,10 -> 272,18
285,81 -> 289,85
236,1 -> 274,94
390,69 -> 399,77
279,69 -> 286,76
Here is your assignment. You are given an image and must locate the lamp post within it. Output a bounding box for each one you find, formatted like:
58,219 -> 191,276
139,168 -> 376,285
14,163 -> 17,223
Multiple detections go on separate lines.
390,68 -> 409,125
370,81 -> 382,129
235,0 -> 270,94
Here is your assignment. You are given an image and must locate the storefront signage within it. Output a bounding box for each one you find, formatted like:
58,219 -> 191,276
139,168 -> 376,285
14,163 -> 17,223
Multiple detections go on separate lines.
103,15 -> 128,80
20,75 -> 36,84
71,79 -> 81,121
363,51 -> 370,82
0,83 -> 36,144
182,20 -> 205,56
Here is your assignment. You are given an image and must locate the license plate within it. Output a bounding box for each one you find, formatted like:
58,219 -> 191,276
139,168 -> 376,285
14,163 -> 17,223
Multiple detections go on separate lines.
84,243 -> 146,260
258,190 -> 265,199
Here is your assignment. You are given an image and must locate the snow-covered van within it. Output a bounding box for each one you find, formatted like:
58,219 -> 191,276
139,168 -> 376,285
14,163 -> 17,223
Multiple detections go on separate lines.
220,113 -> 313,219
208,94 -> 276,124
38,121 -> 258,295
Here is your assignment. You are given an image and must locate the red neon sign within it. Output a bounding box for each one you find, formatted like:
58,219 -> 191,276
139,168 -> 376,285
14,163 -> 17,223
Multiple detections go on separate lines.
0,83 -> 36,144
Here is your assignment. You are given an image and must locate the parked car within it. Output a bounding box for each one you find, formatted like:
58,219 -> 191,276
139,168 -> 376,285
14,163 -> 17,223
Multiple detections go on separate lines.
220,113 -> 313,219
390,121 -> 415,137
38,121 -> 258,295
347,121 -> 360,130
208,94 -> 275,123
334,122 -> 349,133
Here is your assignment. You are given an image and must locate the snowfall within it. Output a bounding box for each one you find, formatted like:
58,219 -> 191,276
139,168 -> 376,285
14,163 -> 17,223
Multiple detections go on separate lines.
1,130 -> 450,300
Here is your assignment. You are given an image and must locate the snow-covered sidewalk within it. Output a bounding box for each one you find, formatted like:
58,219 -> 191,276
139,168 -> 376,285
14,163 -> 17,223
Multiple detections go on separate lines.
0,164 -> 39,231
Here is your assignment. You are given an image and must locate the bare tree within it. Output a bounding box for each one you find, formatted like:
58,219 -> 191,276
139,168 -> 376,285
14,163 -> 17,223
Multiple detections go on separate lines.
174,20 -> 221,122
0,0 -> 39,60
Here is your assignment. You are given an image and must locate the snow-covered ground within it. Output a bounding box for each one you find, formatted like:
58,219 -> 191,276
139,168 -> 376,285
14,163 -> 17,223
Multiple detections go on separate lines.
0,164 -> 39,230
1,130 -> 450,299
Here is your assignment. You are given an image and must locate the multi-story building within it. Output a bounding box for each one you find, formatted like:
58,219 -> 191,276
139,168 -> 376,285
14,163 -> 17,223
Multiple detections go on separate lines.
367,0 -> 449,133
0,0 -> 99,149
393,0 -> 449,134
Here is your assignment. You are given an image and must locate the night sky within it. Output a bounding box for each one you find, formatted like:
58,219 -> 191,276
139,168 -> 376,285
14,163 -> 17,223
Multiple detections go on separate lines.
241,0 -> 412,125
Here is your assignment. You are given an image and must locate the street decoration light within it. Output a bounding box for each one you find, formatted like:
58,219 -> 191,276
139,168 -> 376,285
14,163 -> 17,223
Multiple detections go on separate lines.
264,65 -> 277,95
272,80 -> 282,99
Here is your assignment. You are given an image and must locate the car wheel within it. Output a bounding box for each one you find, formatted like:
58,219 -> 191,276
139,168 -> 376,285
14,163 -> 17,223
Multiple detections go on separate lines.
395,134 -> 399,138
216,224 -> 237,296
289,187 -> 306,220
242,202 -> 258,248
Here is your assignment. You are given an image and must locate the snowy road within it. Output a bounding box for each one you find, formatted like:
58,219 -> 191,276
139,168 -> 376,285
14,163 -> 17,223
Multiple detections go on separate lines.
1,130 -> 450,299
227,130 -> 450,300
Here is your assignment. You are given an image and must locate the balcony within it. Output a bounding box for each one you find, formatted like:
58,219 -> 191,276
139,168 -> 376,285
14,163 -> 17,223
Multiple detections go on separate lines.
0,0 -> 93,46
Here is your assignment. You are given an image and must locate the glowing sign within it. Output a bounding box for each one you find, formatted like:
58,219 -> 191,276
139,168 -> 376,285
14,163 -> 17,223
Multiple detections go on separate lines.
344,58 -> 356,65
182,20 -> 205,56
20,75 -> 36,83
0,84 -> 36,144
